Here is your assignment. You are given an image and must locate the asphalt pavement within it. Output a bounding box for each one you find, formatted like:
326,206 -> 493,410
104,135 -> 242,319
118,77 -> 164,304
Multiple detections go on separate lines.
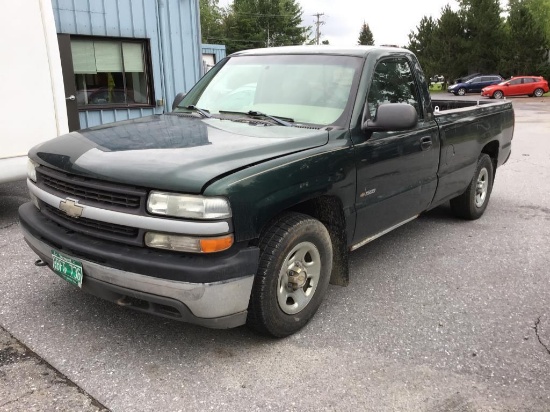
1,95 -> 549,411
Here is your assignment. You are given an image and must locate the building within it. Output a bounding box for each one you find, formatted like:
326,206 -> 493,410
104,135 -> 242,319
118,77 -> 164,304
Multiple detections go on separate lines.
52,0 -> 210,130
1,0 -> 226,183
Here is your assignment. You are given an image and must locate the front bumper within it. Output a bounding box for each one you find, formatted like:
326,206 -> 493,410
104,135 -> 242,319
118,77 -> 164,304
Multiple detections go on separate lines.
19,202 -> 260,328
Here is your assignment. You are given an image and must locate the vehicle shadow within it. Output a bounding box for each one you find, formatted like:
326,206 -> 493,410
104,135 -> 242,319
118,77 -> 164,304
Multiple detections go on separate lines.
0,180 -> 29,227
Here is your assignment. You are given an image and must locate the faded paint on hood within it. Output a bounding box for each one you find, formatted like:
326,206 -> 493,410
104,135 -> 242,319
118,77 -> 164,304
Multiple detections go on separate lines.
30,115 -> 328,193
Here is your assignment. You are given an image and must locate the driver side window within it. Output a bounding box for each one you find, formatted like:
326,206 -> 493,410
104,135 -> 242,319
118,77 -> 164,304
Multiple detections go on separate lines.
367,58 -> 421,120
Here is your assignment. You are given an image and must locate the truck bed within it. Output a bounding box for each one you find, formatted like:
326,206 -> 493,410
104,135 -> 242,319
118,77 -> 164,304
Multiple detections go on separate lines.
429,98 -> 514,207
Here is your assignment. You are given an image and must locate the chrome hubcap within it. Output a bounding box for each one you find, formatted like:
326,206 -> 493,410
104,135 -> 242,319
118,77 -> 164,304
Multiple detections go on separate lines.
475,168 -> 489,207
277,242 -> 321,315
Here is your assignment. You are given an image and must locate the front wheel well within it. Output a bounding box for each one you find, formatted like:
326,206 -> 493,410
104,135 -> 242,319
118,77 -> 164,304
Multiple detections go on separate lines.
258,196 -> 350,287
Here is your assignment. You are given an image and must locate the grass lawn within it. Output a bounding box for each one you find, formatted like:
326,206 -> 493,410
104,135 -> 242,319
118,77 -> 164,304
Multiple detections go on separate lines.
429,83 -> 444,92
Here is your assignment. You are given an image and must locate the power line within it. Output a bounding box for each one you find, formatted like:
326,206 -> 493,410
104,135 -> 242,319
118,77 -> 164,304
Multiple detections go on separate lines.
230,12 -> 297,17
312,12 -> 325,45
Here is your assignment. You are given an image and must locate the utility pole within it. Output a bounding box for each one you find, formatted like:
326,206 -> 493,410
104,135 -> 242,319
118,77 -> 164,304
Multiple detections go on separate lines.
312,13 -> 325,45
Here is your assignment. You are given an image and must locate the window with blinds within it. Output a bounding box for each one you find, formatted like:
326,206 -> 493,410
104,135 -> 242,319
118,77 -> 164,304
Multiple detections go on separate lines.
71,38 -> 152,107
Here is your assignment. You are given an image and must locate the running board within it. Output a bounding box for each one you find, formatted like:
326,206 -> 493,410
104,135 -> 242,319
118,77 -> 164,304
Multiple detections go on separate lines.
350,215 -> 419,252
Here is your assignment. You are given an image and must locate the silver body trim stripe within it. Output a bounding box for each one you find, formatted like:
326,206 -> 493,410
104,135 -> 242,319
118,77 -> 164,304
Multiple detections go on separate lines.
350,215 -> 418,251
22,227 -> 254,319
28,179 -> 230,236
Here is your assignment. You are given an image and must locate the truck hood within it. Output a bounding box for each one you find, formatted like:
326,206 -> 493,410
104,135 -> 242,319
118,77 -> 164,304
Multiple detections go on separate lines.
30,115 -> 328,193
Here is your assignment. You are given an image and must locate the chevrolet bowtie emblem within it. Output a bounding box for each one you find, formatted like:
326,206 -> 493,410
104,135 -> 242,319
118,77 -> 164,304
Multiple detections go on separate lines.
59,199 -> 84,218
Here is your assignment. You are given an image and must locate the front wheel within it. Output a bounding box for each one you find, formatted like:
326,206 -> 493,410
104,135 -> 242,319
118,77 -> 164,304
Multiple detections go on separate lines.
247,213 -> 333,337
450,154 -> 494,220
493,90 -> 504,99
534,88 -> 544,97
457,88 -> 466,96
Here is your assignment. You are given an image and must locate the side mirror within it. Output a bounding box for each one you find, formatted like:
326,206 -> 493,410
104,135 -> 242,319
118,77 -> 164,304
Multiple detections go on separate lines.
362,103 -> 418,132
504,83 -> 510,87
172,92 -> 187,111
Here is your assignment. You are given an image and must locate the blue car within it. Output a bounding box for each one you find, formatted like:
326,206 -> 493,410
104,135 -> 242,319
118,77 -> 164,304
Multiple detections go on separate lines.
448,75 -> 503,96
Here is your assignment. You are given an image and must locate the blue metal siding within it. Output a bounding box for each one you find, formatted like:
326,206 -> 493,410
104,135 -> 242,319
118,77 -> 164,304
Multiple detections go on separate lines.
52,0 -> 202,128
201,44 -> 227,65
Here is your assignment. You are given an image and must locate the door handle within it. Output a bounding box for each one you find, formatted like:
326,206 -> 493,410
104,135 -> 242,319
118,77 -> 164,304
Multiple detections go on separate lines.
65,95 -> 76,101
420,136 -> 432,151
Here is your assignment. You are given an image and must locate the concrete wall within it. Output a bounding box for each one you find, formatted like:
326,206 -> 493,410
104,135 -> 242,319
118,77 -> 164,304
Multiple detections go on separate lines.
0,0 -> 68,183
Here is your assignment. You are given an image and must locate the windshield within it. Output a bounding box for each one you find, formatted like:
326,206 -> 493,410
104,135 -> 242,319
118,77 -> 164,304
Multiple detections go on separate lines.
176,54 -> 362,126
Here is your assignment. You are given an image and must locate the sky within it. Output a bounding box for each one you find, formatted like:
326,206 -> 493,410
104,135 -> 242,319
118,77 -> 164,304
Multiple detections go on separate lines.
217,0 -> 509,47
297,0 -> 461,46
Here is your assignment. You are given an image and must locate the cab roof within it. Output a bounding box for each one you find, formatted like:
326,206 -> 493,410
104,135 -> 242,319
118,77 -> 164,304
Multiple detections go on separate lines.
229,45 -> 412,58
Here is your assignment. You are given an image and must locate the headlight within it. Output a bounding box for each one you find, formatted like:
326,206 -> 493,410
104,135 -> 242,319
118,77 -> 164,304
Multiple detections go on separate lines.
145,232 -> 234,253
27,158 -> 39,182
147,191 -> 231,219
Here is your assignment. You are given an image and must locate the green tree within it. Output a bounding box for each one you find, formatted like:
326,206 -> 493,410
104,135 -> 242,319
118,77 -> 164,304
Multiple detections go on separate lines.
223,0 -> 308,54
358,22 -> 374,45
524,0 -> 550,42
504,0 -> 549,76
458,0 -> 505,73
432,6 -> 468,83
407,16 -> 438,78
199,0 -> 225,44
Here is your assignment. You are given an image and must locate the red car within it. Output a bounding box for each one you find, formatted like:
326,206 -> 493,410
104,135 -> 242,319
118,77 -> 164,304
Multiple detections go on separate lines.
481,76 -> 549,99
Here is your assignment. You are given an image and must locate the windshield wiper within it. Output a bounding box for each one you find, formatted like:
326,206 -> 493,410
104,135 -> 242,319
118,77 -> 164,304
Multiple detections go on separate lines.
219,110 -> 294,127
184,105 -> 212,118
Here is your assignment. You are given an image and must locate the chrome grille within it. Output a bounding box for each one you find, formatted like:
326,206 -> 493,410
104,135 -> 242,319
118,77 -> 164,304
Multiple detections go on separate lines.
42,204 -> 141,244
37,167 -> 146,210
43,204 -> 139,237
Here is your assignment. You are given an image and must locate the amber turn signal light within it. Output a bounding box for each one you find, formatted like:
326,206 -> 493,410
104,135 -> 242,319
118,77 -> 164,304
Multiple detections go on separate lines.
200,235 -> 234,253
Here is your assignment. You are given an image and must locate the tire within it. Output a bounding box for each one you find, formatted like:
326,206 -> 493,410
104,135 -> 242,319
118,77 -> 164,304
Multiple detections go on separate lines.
457,88 -> 466,96
450,154 -> 494,220
534,88 -> 544,97
493,90 -> 504,99
247,212 -> 333,337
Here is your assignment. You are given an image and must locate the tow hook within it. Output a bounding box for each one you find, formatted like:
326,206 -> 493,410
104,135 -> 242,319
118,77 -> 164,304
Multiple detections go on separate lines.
287,261 -> 307,290
34,259 -> 47,267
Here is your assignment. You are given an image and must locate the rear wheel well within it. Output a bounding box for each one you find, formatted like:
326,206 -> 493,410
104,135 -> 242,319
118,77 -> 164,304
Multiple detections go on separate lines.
481,141 -> 499,181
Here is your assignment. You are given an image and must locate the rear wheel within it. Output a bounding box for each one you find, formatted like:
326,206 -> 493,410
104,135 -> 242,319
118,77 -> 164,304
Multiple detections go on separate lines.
450,154 -> 494,220
457,88 -> 466,96
247,213 -> 333,337
534,88 -> 544,97
493,90 -> 504,99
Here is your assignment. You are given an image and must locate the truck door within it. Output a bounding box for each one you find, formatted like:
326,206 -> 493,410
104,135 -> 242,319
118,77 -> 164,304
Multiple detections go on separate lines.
351,57 -> 439,245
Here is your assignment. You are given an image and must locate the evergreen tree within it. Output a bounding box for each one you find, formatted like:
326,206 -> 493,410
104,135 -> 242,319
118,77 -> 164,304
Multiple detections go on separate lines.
524,0 -> 550,43
358,22 -> 374,45
223,0 -> 308,54
458,0 -> 505,73
199,0 -> 225,44
432,6 -> 468,83
407,16 -> 438,78
504,0 -> 549,76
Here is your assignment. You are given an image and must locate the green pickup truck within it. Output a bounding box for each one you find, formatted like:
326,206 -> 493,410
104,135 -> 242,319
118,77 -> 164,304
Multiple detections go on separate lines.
20,46 -> 513,337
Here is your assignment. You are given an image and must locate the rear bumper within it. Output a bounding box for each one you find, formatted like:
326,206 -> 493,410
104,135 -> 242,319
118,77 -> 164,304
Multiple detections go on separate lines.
19,202 -> 259,328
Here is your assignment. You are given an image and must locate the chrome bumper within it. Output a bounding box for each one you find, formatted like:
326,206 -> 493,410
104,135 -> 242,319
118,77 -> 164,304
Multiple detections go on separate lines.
22,227 -> 254,329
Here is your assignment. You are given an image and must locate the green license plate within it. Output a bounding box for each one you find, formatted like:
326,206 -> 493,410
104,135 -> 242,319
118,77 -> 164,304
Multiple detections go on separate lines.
51,250 -> 83,288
